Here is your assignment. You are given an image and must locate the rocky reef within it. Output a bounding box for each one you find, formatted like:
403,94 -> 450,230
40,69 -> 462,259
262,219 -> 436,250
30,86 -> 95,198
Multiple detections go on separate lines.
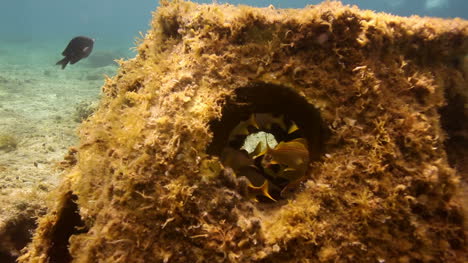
19,1 -> 467,262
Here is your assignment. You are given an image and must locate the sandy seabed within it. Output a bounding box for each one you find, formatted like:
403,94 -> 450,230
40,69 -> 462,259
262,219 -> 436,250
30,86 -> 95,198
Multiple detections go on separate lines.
0,40 -> 120,258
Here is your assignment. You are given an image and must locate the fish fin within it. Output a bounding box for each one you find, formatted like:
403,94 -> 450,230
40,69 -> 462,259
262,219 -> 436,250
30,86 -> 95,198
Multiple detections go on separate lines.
288,122 -> 299,134
291,138 -> 308,146
249,141 -> 264,158
56,58 -> 69,69
248,180 -> 277,202
252,148 -> 267,160
269,159 -> 279,165
247,114 -> 259,130
260,181 -> 277,202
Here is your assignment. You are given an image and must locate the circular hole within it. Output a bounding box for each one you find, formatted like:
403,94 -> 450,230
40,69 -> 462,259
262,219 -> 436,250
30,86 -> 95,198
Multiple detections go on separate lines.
207,83 -> 326,202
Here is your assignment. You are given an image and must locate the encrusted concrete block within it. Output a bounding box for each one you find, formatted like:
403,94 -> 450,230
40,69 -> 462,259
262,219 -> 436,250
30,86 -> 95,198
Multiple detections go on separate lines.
20,1 -> 467,262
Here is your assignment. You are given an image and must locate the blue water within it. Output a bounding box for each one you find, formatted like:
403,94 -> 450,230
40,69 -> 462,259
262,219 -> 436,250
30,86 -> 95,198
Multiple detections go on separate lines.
0,0 -> 467,53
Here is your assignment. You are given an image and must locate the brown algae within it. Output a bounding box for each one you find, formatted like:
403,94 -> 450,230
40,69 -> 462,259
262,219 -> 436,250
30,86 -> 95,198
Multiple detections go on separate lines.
18,1 -> 468,262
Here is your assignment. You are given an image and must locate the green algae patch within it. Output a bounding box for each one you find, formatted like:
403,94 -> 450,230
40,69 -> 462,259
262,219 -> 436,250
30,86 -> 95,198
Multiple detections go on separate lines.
20,1 -> 467,262
0,134 -> 18,152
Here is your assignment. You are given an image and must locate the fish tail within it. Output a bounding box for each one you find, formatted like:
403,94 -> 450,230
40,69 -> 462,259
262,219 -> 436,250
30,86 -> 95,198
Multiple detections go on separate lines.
55,58 -> 69,69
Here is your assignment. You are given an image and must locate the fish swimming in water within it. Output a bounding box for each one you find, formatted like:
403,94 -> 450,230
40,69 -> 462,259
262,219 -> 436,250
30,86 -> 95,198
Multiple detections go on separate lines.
56,36 -> 94,69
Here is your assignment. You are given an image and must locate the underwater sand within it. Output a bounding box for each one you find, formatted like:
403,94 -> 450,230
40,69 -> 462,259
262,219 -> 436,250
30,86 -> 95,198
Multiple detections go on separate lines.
0,39 -> 120,249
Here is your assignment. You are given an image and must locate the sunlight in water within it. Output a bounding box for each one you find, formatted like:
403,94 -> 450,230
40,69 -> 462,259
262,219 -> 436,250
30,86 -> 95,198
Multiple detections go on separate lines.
241,131 -> 278,154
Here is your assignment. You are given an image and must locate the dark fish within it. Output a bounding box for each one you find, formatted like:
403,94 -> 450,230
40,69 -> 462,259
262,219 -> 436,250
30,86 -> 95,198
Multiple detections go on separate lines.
56,36 -> 94,69
221,147 -> 252,171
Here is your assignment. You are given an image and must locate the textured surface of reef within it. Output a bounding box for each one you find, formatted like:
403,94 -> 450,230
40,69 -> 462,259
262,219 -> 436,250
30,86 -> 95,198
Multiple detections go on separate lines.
20,1 -> 467,262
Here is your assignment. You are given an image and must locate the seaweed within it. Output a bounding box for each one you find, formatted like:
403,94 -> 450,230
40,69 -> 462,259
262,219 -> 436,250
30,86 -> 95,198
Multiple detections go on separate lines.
19,1 -> 467,263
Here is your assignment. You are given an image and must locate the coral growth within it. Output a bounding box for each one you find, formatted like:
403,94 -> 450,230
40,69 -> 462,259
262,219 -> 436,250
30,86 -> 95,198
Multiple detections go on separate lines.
73,100 -> 98,122
19,1 -> 467,263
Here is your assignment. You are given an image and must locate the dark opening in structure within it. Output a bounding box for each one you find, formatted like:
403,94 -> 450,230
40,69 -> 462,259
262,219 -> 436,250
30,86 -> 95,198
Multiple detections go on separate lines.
207,83 -> 326,202
440,93 -> 468,172
0,213 -> 38,263
47,192 -> 88,263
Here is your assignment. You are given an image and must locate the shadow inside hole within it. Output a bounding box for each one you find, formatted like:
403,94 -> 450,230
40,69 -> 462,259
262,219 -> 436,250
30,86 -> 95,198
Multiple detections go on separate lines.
438,78 -> 468,175
0,213 -> 37,263
207,83 -> 327,200
208,83 -> 326,160
48,192 -> 88,263
0,252 -> 16,263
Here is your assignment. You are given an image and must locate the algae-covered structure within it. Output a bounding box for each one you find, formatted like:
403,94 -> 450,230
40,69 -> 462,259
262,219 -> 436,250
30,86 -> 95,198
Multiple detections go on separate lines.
20,1 -> 467,262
